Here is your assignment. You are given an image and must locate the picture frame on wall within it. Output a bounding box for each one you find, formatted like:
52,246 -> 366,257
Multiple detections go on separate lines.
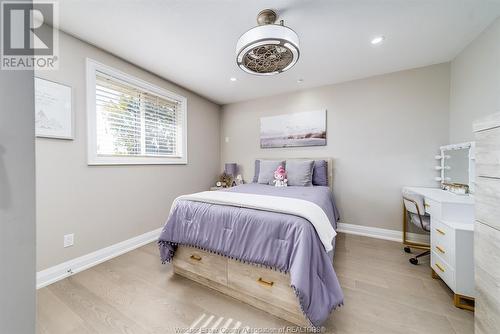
35,77 -> 74,140
260,109 -> 327,148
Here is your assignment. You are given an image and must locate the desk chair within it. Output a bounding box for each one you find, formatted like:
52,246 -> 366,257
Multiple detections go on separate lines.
402,190 -> 430,265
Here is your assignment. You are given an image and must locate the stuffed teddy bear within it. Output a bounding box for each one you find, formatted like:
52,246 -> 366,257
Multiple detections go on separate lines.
273,165 -> 288,187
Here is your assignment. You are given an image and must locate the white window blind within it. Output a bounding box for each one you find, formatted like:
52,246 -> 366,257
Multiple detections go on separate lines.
87,59 -> 187,165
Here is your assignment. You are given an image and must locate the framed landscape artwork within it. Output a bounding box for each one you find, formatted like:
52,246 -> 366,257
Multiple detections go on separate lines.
35,77 -> 73,139
260,110 -> 327,148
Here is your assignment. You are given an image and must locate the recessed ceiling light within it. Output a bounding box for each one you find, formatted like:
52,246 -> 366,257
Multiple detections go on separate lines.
297,78 -> 304,83
371,36 -> 385,45
230,77 -> 237,82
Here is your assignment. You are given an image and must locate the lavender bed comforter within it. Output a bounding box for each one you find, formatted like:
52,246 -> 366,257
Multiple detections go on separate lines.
158,184 -> 344,326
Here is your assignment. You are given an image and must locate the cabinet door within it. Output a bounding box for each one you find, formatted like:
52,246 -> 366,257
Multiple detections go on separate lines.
475,176 -> 500,230
475,222 -> 500,334
475,126 -> 500,178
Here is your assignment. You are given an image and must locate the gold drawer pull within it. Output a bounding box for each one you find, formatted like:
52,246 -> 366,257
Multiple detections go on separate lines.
435,228 -> 445,235
190,254 -> 202,261
435,263 -> 445,272
257,277 -> 274,287
436,245 -> 445,254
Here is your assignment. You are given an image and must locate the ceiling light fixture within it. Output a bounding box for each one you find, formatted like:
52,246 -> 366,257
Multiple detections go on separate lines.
236,9 -> 300,76
371,36 -> 385,45
230,77 -> 237,82
297,78 -> 303,83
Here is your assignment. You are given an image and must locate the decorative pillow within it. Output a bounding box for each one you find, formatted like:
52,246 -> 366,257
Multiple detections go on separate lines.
286,160 -> 314,186
252,160 -> 261,183
257,160 -> 285,184
254,159 -> 285,183
312,160 -> 329,186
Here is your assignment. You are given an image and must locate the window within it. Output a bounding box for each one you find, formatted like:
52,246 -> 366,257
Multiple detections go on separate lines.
86,59 -> 187,165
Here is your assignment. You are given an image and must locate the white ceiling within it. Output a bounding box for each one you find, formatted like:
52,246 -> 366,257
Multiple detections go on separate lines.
57,0 -> 500,105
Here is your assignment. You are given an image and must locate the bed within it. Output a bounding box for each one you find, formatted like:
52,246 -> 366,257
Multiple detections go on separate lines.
158,159 -> 343,327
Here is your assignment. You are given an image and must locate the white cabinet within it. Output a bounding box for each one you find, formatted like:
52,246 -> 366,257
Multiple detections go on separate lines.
426,194 -> 475,306
405,187 -> 475,308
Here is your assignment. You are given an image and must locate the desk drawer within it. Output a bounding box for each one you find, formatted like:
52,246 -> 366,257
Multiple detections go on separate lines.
227,259 -> 300,313
431,220 -> 454,252
432,251 -> 455,290
431,235 -> 454,268
424,198 -> 439,217
173,246 -> 227,285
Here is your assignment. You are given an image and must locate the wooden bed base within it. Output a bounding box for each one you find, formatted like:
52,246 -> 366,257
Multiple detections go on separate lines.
172,246 -> 309,327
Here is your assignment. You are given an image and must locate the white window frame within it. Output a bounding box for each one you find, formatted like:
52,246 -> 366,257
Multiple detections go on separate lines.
86,58 -> 188,165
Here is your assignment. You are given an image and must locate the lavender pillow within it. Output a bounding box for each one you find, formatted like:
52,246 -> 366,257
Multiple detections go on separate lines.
286,160 -> 314,186
257,160 -> 285,185
253,159 -> 285,183
252,160 -> 260,183
313,160 -> 329,186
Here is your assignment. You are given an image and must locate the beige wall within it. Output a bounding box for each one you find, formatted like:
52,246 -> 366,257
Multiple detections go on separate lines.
449,18 -> 500,143
221,64 -> 450,231
38,17 -> 498,269
36,31 -> 221,271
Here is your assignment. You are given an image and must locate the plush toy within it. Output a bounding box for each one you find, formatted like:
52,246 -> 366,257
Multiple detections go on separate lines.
273,165 -> 288,187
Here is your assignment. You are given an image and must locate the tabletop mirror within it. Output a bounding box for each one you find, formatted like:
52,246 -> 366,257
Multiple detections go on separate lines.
438,142 -> 475,194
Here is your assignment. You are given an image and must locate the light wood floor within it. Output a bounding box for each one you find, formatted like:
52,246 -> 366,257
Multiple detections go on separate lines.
37,233 -> 474,334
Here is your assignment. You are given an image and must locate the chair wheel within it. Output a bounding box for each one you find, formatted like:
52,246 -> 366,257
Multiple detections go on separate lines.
404,246 -> 411,253
409,258 -> 419,265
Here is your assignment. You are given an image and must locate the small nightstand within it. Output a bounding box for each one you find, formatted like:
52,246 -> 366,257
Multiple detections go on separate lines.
210,186 -> 222,191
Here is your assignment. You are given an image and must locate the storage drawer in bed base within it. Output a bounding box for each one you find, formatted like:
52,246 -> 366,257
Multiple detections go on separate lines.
172,246 -> 309,327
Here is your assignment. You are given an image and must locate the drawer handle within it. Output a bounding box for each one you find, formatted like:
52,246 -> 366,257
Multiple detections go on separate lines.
435,228 -> 445,235
435,263 -> 445,273
424,203 -> 430,208
436,245 -> 445,254
190,254 -> 202,261
257,277 -> 274,287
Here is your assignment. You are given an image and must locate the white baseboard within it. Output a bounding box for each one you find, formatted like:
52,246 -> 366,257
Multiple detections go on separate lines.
37,224 -> 425,289
337,223 -> 429,244
37,227 -> 162,289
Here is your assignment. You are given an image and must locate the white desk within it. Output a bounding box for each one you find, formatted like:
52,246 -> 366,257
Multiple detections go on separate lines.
404,187 -> 475,309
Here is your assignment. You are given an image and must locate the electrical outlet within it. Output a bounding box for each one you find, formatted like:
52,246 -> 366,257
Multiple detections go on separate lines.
64,234 -> 74,248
